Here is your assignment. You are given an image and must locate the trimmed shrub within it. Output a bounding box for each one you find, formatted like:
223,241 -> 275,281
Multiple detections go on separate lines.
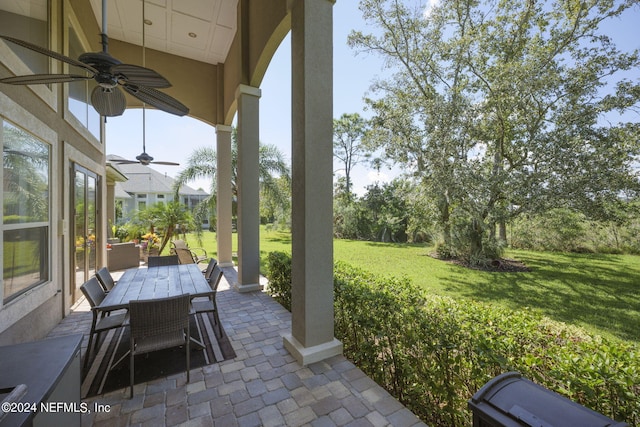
265,251 -> 640,426
265,251 -> 292,311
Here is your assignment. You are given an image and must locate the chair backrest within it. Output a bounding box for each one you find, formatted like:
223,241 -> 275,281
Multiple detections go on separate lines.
129,294 -> 190,337
95,267 -> 115,291
171,240 -> 189,250
147,255 -> 179,267
203,258 -> 218,280
174,248 -> 195,264
210,265 -> 224,291
80,277 -> 107,308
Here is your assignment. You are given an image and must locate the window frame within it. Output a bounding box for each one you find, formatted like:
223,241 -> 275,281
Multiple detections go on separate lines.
62,0 -> 102,146
0,108 -> 54,306
0,0 -> 57,110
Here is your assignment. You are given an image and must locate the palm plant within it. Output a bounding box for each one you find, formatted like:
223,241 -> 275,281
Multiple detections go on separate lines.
132,201 -> 194,253
172,128 -> 291,236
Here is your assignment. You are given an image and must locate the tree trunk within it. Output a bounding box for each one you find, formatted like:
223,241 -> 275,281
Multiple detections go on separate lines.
499,220 -> 507,245
469,218 -> 484,260
439,195 -> 452,247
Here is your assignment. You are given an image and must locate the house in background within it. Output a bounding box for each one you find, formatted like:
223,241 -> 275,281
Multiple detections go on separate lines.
107,155 -> 209,228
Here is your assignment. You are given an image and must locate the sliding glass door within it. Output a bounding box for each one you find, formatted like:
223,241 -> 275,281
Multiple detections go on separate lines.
72,164 -> 98,302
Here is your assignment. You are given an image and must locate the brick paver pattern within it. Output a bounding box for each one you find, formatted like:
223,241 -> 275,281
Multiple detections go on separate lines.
47,268 -> 427,427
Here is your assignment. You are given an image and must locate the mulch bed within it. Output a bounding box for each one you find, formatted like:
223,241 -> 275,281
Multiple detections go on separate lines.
430,253 -> 531,272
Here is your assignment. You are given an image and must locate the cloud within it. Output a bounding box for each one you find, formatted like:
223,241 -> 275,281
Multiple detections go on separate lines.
424,0 -> 440,18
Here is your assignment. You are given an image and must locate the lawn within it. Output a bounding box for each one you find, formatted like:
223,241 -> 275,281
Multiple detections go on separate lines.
179,227 -> 640,344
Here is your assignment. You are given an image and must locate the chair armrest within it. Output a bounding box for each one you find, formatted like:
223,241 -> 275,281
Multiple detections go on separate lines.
190,247 -> 208,257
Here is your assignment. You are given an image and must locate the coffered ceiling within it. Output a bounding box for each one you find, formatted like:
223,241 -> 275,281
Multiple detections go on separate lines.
88,0 -> 238,65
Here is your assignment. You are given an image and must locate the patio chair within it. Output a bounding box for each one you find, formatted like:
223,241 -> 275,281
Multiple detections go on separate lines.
147,255 -> 179,267
173,247 -> 209,266
128,294 -> 190,398
80,277 -> 129,372
191,265 -> 224,335
95,267 -> 116,292
202,258 -> 218,279
170,240 -> 208,263
170,239 -> 189,250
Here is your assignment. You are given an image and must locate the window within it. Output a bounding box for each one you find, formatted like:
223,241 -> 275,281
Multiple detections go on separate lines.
67,25 -> 100,139
138,201 -> 147,210
0,1 -> 49,76
2,120 -> 50,302
137,194 -> 147,199
157,195 -> 165,199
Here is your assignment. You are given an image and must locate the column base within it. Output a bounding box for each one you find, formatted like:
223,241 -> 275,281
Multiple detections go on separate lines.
218,261 -> 235,268
283,334 -> 343,366
234,283 -> 264,293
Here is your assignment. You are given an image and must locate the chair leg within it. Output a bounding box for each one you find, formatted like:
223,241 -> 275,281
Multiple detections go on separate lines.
213,311 -> 222,337
130,338 -> 135,399
83,313 -> 99,373
212,299 -> 222,336
186,327 -> 190,383
83,332 -> 95,373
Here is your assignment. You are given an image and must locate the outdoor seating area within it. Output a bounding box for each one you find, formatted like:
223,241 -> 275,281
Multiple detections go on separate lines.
45,267 -> 426,426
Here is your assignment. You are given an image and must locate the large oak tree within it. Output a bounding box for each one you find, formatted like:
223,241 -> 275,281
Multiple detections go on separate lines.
350,0 -> 640,263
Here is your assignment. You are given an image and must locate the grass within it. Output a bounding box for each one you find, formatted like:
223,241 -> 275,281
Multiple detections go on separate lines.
178,227 -> 640,344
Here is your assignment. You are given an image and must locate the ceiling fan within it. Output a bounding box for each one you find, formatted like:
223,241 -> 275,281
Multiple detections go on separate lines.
0,0 -> 189,117
112,0 -> 178,167
112,108 -> 180,166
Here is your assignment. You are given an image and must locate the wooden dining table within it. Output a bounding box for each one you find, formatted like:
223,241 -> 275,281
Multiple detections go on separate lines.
98,263 -> 213,312
96,264 -> 214,360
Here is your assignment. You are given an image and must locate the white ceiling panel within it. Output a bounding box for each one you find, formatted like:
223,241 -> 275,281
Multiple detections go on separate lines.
172,0 -> 217,20
170,13 -> 210,49
88,0 -> 237,65
217,0 -> 235,25
209,25 -> 234,61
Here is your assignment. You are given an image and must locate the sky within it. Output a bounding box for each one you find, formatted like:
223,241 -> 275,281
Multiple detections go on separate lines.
104,0 -> 640,195
105,1 -> 391,195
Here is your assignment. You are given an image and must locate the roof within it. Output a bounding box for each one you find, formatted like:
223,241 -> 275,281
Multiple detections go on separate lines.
107,154 -> 208,197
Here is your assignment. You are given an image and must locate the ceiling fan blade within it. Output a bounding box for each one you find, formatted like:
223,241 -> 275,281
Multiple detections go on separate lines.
0,34 -> 98,75
151,161 -> 180,166
122,84 -> 189,116
113,159 -> 139,164
91,86 -> 127,117
112,64 -> 171,88
0,73 -> 91,85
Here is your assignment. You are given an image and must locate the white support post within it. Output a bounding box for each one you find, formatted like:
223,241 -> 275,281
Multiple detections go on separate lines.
235,84 -> 263,292
283,0 -> 342,365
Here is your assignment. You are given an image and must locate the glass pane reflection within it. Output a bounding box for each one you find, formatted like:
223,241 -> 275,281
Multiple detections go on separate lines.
0,0 -> 49,75
3,122 -> 50,224
3,227 -> 49,302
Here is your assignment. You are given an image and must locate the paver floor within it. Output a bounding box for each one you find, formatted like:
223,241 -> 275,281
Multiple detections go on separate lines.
46,268 -> 427,427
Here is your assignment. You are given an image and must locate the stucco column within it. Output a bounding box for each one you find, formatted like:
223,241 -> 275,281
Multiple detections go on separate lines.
283,0 -> 343,365
216,125 -> 234,267
235,84 -> 263,292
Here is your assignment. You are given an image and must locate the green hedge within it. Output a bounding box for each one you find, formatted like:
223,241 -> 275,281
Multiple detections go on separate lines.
266,252 -> 292,311
265,251 -> 640,427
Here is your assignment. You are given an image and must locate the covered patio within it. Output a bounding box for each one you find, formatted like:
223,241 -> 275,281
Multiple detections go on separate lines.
46,268 -> 425,427
2,0 -> 340,363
